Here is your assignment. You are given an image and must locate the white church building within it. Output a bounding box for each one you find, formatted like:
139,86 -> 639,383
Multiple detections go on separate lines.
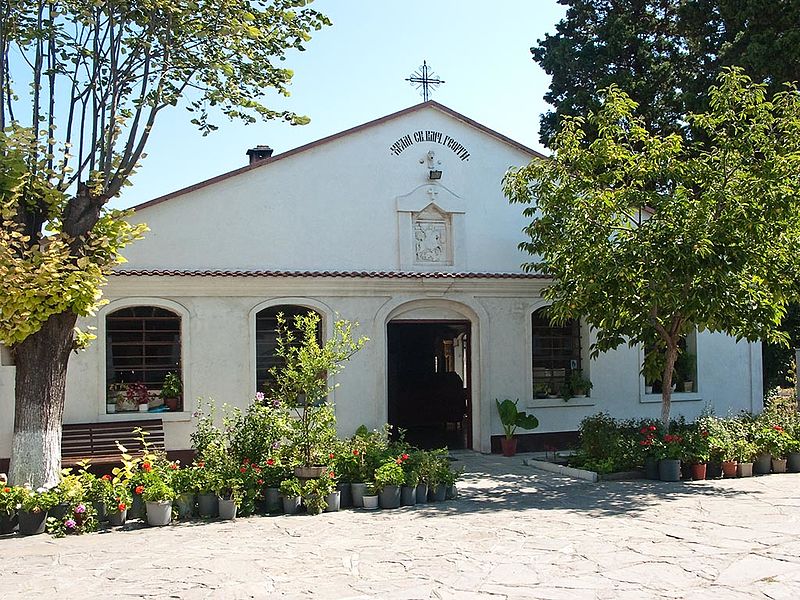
0,101 -> 763,461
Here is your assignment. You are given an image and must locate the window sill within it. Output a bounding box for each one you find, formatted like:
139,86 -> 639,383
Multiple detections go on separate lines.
527,397 -> 596,409
640,392 -> 702,404
97,411 -> 193,423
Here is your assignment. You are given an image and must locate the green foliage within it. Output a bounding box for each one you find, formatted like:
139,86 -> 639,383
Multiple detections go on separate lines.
279,477 -> 302,498
495,398 -> 540,439
140,477 -> 176,503
302,476 -> 335,515
505,69 -> 800,423
533,0 -> 800,147
374,460 -> 405,491
269,312 -> 368,467
0,485 -> 22,515
18,486 -> 59,513
160,373 -> 182,399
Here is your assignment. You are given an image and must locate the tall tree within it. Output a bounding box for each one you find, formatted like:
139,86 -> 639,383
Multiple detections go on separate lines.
0,0 -> 330,487
504,69 -> 800,424
533,0 -> 800,147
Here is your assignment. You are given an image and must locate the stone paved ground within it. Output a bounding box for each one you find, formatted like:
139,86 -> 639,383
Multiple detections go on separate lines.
2,452 -> 800,599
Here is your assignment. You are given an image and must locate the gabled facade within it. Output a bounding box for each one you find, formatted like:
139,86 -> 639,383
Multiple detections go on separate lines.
0,102 -> 763,461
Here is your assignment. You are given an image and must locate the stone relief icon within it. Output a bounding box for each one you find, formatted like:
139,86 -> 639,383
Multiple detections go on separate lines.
414,220 -> 446,263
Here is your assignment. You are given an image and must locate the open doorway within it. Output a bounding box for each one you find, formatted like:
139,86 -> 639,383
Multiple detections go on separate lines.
387,320 -> 471,449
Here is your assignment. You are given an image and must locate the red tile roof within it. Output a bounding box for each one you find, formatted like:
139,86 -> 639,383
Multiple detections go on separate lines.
112,269 -> 548,280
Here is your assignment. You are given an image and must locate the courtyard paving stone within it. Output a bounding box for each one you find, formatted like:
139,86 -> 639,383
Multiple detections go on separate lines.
2,452 -> 800,599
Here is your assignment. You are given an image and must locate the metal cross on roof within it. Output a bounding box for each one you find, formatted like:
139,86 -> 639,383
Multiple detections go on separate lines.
406,60 -> 445,102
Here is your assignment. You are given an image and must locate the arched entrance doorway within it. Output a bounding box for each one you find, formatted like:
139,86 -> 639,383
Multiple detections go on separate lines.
387,319 -> 471,449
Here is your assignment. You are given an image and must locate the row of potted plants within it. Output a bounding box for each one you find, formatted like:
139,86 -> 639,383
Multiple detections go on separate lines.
569,398 -> 800,481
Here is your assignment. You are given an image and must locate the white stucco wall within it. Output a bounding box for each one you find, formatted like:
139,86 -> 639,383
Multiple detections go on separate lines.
45,276 -> 761,455
0,103 -> 765,461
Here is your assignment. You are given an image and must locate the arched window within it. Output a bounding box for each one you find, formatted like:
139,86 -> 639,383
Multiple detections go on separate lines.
532,308 -> 582,397
255,305 -> 322,393
106,306 -> 182,412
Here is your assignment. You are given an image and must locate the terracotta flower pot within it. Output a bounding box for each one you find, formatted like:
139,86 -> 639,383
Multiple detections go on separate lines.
721,460 -> 738,478
690,463 -> 707,481
500,437 -> 517,457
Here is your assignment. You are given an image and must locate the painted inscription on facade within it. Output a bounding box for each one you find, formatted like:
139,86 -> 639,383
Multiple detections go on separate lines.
390,130 -> 470,161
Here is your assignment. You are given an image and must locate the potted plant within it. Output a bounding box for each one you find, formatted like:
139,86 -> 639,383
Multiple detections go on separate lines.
126,382 -> 151,412
170,466 -> 196,519
279,477 -> 303,515
268,313 -> 366,480
105,481 -> 132,527
215,477 -> 242,520
637,423 -> 661,479
657,433 -> 684,481
0,485 -> 21,534
401,468 -> 419,507
160,372 -> 183,411
495,398 -> 539,457
683,430 -> 710,480
428,450 -> 451,502
361,482 -> 379,510
17,486 -> 58,535
533,383 -> 550,399
674,352 -> 695,393
766,424 -> 790,473
731,437 -> 756,477
141,478 -> 176,526
568,371 -> 592,398
787,433 -> 800,473
302,475 -> 337,515
374,459 -> 405,509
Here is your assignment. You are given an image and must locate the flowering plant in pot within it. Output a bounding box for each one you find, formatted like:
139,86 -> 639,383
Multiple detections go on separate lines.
46,502 -> 97,537
267,313 -> 367,476
103,481 -> 132,526
214,477 -> 243,520
126,382 -> 151,412
495,398 -> 539,457
656,433 -> 684,481
141,476 -> 176,526
0,485 -> 21,534
17,486 -> 59,535
682,429 -> 710,480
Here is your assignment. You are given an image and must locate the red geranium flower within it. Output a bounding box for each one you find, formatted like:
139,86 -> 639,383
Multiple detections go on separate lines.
402,453 -> 409,460
142,462 -> 152,472
774,425 -> 784,432
197,461 -> 205,468
101,474 -> 111,481
239,467 -> 247,473
649,425 -> 656,431
329,453 -> 335,459
118,502 -> 127,511
257,479 -> 264,485
243,458 -> 250,464
134,485 -> 144,495
253,465 -> 262,473
329,471 -> 336,478
2,487 -> 10,493
352,450 -> 359,456
266,458 -> 275,466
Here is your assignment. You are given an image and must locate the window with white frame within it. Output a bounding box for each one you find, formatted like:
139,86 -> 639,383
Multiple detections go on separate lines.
105,306 -> 182,412
255,305 -> 322,395
531,308 -> 584,398
644,330 -> 697,394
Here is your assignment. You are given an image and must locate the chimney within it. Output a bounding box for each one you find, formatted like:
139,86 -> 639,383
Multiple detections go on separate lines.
246,145 -> 274,165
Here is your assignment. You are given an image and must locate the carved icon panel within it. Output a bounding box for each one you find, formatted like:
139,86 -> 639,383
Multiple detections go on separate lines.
413,205 -> 451,265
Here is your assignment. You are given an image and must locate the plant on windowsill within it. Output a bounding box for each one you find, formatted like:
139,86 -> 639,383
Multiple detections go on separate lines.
567,371 -> 592,399
124,382 -> 150,412
533,383 -> 550,399
674,352 -> 695,393
160,372 -> 182,412
495,398 -> 539,457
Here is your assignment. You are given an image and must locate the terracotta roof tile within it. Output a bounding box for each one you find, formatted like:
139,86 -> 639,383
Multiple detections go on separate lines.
111,269 -> 547,280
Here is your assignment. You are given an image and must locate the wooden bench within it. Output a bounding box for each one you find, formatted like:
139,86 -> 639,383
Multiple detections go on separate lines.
61,419 -> 165,467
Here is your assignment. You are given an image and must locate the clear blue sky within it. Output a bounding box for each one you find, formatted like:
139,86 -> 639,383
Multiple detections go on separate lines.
114,1 -> 566,209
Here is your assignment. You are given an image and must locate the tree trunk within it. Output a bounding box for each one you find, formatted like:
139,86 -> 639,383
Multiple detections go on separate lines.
9,310 -> 77,487
660,343 -> 679,427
